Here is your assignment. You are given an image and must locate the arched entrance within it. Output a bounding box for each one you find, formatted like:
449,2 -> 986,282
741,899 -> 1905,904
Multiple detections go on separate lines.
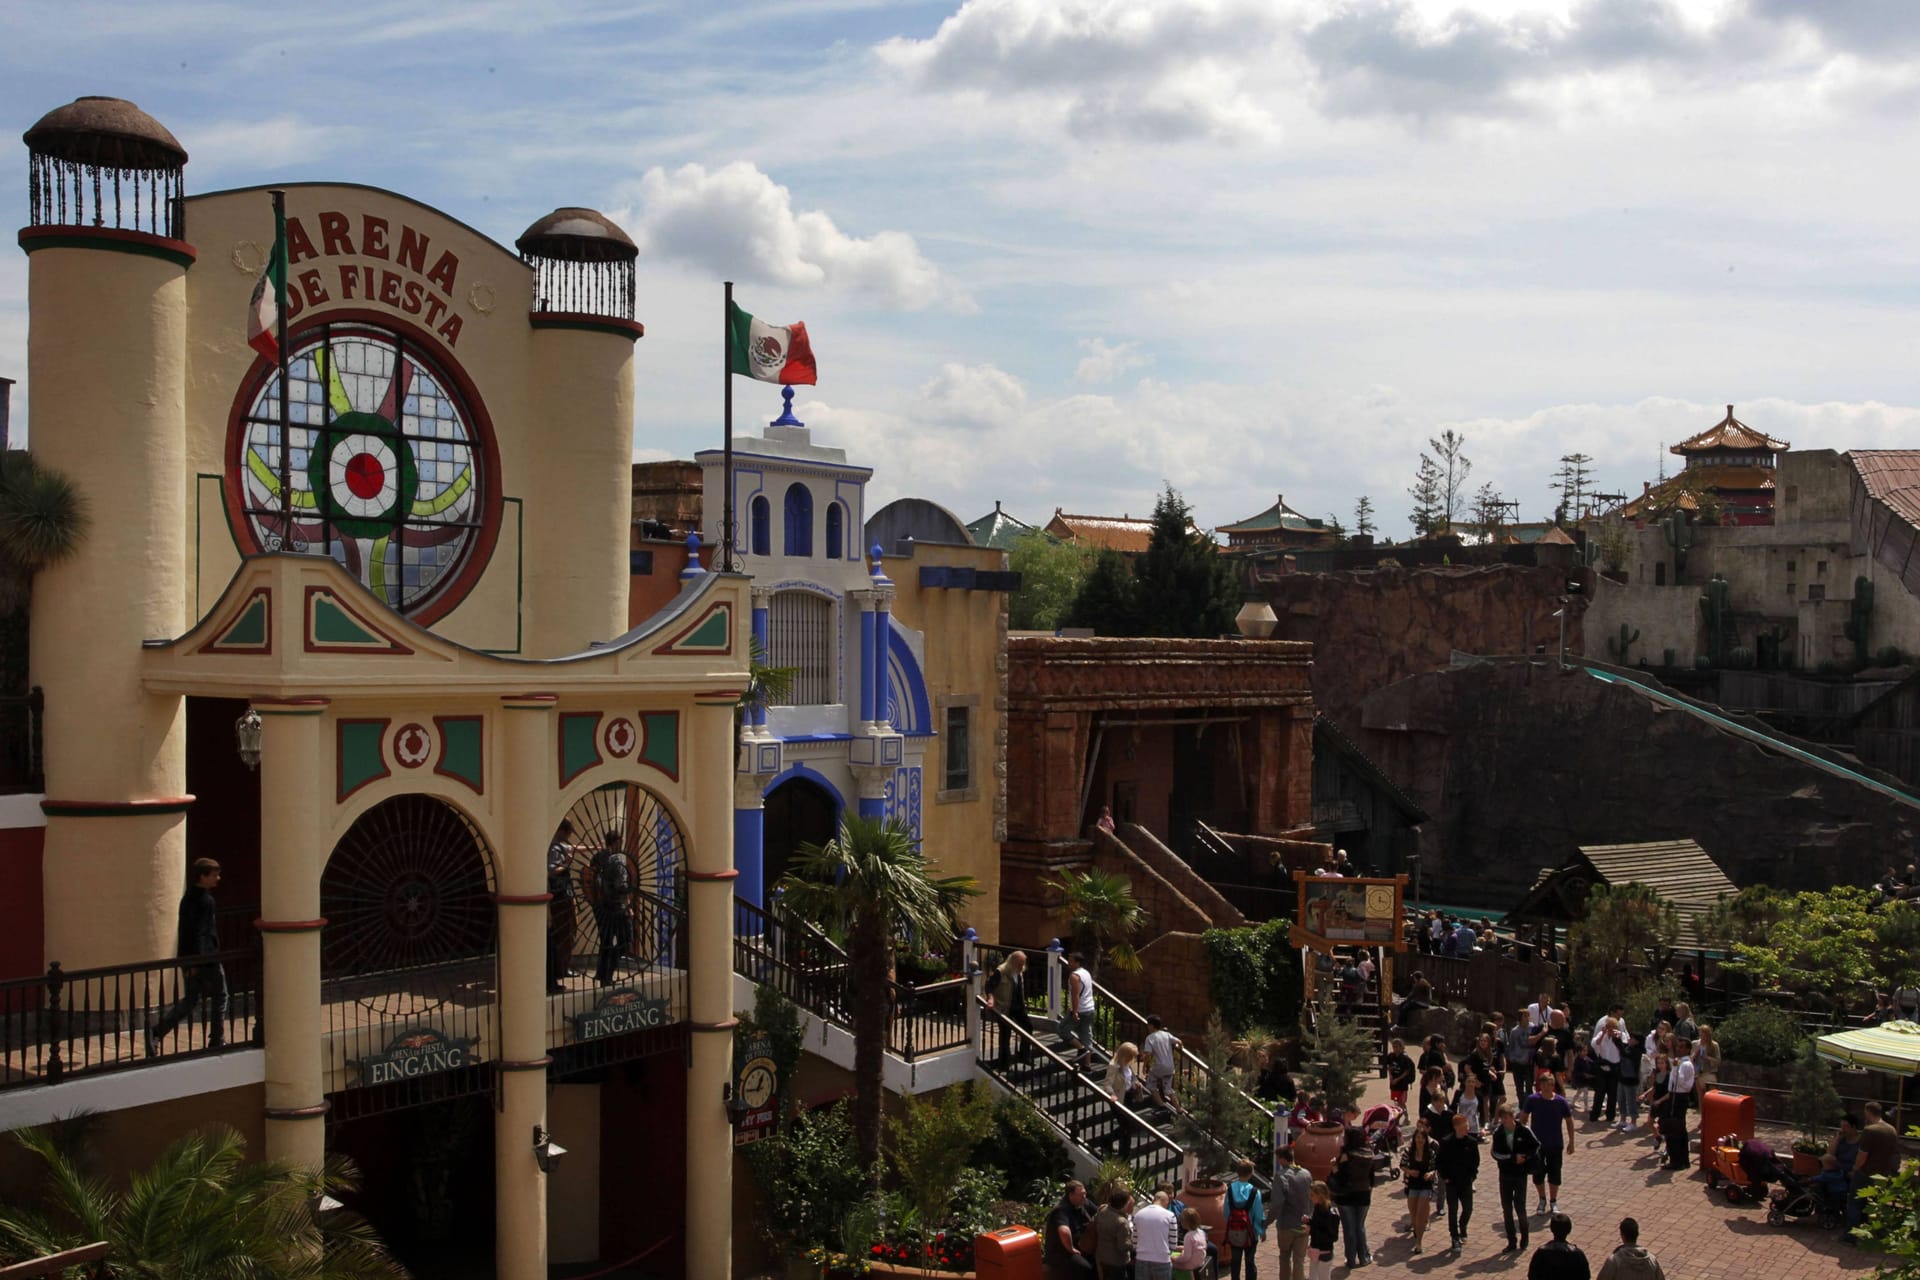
548,782 -> 687,983
318,793 -> 499,1277
762,773 -> 840,891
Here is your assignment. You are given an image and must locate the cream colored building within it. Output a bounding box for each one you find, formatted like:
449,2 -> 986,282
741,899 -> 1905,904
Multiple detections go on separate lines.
7,96 -> 746,1278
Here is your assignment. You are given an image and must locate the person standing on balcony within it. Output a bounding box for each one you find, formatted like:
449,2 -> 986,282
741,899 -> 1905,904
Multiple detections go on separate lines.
986,950 -> 1033,1068
546,819 -> 578,994
589,827 -> 635,987
146,858 -> 227,1056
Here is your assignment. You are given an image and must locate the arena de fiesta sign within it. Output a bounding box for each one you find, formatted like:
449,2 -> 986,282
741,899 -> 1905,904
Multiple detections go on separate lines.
355,1027 -> 476,1086
570,988 -> 672,1042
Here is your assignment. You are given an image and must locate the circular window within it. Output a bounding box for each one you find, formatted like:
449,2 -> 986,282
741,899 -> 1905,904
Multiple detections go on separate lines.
229,321 -> 496,621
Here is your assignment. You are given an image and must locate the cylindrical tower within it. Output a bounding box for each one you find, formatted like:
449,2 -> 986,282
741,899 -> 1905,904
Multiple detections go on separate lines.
516,208 -> 642,656
20,97 -> 193,969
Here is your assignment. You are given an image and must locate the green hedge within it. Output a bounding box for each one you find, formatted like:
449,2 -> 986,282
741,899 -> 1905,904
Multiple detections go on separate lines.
1203,918 -> 1303,1037
1716,1003 -> 1804,1068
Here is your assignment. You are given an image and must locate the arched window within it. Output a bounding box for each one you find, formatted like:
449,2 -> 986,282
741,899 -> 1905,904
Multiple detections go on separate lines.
749,494 -> 770,558
784,483 -> 814,557
826,501 -> 845,560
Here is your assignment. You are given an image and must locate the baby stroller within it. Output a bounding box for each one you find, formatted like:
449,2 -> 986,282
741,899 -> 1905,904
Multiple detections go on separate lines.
1360,1101 -> 1405,1179
1730,1140 -> 1843,1230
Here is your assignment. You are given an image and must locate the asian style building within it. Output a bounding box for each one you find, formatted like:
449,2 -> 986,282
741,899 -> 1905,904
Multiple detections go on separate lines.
1,96 -> 747,1279
1620,405 -> 1788,527
1217,494 -> 1337,554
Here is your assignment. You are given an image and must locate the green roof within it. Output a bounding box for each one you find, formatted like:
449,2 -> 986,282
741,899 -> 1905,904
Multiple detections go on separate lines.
1219,497 -> 1326,534
966,504 -> 1046,551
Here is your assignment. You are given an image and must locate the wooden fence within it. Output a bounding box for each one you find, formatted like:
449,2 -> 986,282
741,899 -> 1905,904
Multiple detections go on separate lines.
1399,949 -> 1561,1020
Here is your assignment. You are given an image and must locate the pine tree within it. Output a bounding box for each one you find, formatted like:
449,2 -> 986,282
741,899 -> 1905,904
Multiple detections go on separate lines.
1134,486 -> 1238,637
1470,481 -> 1506,536
1429,430 -> 1471,527
1065,549 -> 1142,634
1170,1012 -> 1269,1178
1408,457 -> 1443,535
1300,990 -> 1376,1114
1551,454 -> 1593,522
1353,496 -> 1376,538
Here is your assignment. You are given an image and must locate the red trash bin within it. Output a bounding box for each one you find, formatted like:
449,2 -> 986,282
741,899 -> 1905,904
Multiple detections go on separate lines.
975,1225 -> 1042,1280
1698,1088 -> 1757,1172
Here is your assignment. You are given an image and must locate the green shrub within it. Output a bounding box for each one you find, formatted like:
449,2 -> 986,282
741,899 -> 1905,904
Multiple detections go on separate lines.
1620,979 -> 1682,1039
1203,918 -> 1304,1036
745,1100 -> 872,1252
976,1093 -> 1072,1201
1716,1003 -> 1804,1067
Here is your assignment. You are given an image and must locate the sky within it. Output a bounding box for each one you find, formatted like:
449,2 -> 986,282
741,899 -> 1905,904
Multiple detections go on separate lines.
5,0 -> 1920,537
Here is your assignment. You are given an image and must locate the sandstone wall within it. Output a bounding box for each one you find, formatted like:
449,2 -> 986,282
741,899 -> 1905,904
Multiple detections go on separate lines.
1263,564 -> 1585,727
1357,661 -> 1920,903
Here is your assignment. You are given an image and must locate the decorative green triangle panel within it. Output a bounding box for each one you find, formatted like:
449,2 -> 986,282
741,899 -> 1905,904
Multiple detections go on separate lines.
338,719 -> 391,801
222,596 -> 268,646
639,711 -> 680,781
314,597 -> 381,645
435,716 -> 484,794
559,712 -> 604,788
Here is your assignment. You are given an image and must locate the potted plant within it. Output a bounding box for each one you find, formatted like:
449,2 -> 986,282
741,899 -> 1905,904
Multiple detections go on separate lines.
1786,1038 -> 1841,1176
1170,1013 -> 1269,1246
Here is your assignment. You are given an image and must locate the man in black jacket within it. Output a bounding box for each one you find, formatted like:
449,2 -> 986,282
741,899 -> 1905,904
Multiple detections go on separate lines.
1436,1112 -> 1482,1252
147,858 -> 227,1055
1491,1102 -> 1542,1254
1528,1212 -> 1591,1279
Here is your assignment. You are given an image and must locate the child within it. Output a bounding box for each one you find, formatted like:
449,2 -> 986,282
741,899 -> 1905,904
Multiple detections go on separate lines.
1454,1069 -> 1484,1135
1569,1035 -> 1596,1112
1308,1180 -> 1340,1280
1291,1092 -> 1325,1133
1173,1207 -> 1211,1273
1385,1037 -> 1415,1109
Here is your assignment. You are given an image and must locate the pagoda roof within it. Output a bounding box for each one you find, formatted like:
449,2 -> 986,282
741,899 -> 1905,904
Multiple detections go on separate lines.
1044,509 -> 1158,554
966,502 -> 1045,551
1619,466 -> 1775,519
1673,405 -> 1789,455
1218,495 -> 1327,535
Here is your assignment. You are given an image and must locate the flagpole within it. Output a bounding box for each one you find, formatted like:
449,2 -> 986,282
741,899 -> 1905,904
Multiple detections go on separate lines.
272,188 -> 291,551
723,279 -> 735,573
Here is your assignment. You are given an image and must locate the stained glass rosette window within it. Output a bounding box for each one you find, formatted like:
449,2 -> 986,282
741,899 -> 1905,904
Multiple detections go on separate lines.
237,325 -> 487,618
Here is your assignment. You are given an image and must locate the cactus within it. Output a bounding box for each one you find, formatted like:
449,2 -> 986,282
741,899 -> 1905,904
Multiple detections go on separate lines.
1727,645 -> 1755,670
1606,622 -> 1640,663
1699,573 -> 1732,666
1845,576 -> 1875,667
1662,511 -> 1695,577
1755,624 -> 1789,671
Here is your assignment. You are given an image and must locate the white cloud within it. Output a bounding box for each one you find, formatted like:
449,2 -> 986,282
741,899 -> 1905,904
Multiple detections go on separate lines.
185,116 -> 360,176
625,161 -> 970,311
916,363 -> 1029,428
876,0 -> 1285,142
1074,337 -> 1151,384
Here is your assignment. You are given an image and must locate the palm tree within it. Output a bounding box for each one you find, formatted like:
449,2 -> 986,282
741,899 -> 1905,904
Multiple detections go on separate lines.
0,451 -> 87,616
1042,867 -> 1146,975
0,1123 -> 406,1278
778,816 -> 979,1170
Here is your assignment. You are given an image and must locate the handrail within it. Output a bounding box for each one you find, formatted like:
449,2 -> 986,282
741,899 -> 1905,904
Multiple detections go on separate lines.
977,993 -> 1186,1186
0,1242 -> 110,1278
1091,975 -> 1274,1185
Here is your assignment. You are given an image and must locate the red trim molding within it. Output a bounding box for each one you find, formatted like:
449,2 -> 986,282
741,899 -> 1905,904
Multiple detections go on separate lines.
255,917 -> 329,933
19,225 -> 197,269
499,1056 -> 554,1072
685,869 -> 740,882
502,693 -> 559,706
42,795 -> 195,817
264,1102 -> 331,1120
688,1018 -> 740,1034
528,312 -> 645,341
253,696 -> 331,714
491,893 -> 554,905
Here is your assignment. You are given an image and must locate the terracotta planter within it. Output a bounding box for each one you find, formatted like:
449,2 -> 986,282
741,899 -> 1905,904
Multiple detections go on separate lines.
1185,1176 -> 1228,1240
868,1264 -> 976,1279
1296,1122 -> 1347,1183
1791,1151 -> 1825,1177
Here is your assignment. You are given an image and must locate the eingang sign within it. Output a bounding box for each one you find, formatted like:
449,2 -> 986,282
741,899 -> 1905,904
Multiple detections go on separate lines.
355,1027 -> 476,1087
570,988 -> 672,1042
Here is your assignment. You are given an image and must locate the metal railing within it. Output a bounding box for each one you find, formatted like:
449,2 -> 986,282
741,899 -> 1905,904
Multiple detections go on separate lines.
894,977 -> 970,1060
0,948 -> 261,1090
0,1242 -> 111,1278
978,998 -> 1185,1188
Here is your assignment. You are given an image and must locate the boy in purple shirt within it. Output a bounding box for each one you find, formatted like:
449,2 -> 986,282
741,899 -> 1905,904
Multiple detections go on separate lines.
1520,1073 -> 1576,1216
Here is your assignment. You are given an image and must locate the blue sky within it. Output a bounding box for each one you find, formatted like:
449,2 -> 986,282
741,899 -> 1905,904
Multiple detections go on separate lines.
6,0 -> 1920,535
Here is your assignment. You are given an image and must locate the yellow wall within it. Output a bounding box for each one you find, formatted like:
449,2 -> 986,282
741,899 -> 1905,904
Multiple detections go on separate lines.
180,186 -> 632,658
887,544 -> 1007,940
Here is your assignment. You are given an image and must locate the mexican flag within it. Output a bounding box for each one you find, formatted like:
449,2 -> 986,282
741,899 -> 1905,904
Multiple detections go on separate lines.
247,202 -> 288,363
726,300 -> 817,385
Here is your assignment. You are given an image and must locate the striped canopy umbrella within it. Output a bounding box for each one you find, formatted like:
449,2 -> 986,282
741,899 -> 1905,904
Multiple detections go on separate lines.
1815,1020 -> 1920,1074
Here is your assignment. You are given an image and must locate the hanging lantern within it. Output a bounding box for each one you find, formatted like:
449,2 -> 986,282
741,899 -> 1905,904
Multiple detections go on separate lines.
234,708 -> 263,771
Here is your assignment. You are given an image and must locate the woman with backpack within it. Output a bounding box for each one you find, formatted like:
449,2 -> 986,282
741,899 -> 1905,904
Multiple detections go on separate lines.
1224,1156 -> 1266,1279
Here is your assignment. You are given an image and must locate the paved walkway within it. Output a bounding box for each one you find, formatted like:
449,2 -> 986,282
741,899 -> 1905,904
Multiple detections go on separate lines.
1245,1075 -> 1879,1279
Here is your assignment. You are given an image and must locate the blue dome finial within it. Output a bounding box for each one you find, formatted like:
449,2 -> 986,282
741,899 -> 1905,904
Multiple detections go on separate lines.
770,385 -> 804,428
680,528 -> 704,580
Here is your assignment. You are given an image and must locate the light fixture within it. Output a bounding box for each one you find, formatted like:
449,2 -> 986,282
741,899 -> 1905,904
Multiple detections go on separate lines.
724,1081 -> 751,1126
234,709 -> 263,771
1235,600 -> 1278,639
532,1125 -> 568,1175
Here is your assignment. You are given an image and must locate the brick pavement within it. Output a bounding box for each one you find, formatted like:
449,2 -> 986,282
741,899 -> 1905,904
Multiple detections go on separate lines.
1243,1074 -> 1879,1279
